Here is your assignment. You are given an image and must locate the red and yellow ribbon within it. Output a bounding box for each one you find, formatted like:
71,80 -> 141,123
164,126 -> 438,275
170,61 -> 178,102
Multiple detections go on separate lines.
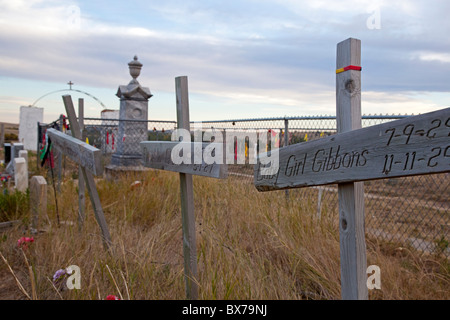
336,65 -> 362,74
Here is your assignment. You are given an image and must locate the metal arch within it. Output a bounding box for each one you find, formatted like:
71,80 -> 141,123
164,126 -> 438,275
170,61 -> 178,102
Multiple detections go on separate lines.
31,89 -> 107,109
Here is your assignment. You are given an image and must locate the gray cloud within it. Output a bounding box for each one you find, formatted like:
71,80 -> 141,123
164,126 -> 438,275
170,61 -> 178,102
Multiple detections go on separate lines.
0,0 -> 448,123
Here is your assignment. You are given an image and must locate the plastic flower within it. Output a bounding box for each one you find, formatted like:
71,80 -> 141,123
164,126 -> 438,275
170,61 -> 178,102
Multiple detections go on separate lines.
52,269 -> 67,284
17,237 -> 34,249
105,295 -> 120,300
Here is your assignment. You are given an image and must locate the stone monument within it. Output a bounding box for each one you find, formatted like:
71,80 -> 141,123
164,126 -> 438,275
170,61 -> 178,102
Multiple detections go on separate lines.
110,55 -> 152,166
5,143 -> 25,174
14,157 -> 28,192
19,105 -> 44,151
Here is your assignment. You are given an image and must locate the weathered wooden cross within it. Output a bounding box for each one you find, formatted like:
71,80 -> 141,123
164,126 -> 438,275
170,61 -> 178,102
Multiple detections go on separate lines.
46,95 -> 112,251
140,76 -> 228,300
254,38 -> 450,300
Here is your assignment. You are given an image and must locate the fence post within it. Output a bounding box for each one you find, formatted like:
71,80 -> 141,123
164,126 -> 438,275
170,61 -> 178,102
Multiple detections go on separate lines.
316,187 -> 324,219
57,114 -> 63,192
36,122 -> 40,171
78,98 -> 86,229
284,118 -> 289,200
336,38 -> 367,300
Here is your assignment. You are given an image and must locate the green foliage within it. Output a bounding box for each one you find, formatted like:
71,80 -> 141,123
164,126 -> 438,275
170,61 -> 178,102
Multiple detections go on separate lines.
147,131 -> 172,141
0,189 -> 29,222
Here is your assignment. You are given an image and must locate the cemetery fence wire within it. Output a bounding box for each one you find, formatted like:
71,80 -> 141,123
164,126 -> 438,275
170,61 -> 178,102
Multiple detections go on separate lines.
37,114 -> 449,258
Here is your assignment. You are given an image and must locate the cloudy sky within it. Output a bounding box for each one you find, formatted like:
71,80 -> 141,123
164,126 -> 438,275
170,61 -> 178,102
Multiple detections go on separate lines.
0,0 -> 449,123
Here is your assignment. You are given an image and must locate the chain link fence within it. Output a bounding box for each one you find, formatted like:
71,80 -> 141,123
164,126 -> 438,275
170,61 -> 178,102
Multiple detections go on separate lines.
199,115 -> 449,257
82,118 -> 176,158
38,114 -> 449,257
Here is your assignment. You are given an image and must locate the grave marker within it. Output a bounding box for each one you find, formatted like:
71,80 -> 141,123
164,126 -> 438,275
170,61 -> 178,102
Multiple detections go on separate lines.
5,143 -> 25,174
30,176 -> 48,234
141,141 -> 227,179
4,143 -> 11,164
335,38 -> 366,301
49,95 -> 112,251
111,56 -> 152,167
78,99 -> 86,229
18,150 -> 28,165
254,38 -> 450,300
19,105 -> 43,151
140,76 -> 228,300
14,157 -> 28,192
12,143 -> 24,159
254,107 -> 450,190
176,76 -> 198,300
46,128 -> 103,176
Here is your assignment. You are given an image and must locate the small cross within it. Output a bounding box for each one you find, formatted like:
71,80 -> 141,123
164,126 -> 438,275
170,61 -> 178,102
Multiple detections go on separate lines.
67,81 -> 74,90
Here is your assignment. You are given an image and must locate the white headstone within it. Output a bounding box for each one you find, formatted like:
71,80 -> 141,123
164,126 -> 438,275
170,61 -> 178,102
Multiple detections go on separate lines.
19,150 -> 28,165
101,109 -> 120,119
19,106 -> 44,151
30,176 -> 47,233
101,109 -> 120,154
5,143 -> 25,174
14,157 -> 28,192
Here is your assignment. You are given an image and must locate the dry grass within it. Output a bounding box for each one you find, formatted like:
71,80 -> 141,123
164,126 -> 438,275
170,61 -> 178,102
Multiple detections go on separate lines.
0,167 -> 449,300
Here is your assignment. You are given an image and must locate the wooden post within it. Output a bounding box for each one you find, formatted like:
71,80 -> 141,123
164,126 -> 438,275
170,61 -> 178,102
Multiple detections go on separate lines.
62,95 -> 112,252
254,39 -> 449,300
36,122 -> 40,171
175,76 -> 198,300
78,98 -> 86,229
57,114 -> 63,192
254,108 -> 450,190
336,38 -> 367,300
141,141 -> 227,178
284,119 -> 289,200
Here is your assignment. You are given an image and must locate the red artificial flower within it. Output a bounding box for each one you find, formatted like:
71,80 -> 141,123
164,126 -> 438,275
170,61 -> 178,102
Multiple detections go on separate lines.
17,237 -> 34,250
105,295 -> 120,300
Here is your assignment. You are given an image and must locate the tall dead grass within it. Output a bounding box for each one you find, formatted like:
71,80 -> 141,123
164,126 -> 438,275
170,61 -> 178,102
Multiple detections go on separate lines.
0,169 -> 448,300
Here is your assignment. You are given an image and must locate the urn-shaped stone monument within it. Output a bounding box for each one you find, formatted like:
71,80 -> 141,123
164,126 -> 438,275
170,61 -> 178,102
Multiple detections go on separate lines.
111,56 -> 152,166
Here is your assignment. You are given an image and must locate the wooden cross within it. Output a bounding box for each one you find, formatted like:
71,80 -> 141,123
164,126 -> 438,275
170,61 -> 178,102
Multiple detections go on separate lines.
254,107 -> 450,190
254,38 -> 450,300
47,95 -> 112,252
140,76 -> 228,300
140,141 -> 227,179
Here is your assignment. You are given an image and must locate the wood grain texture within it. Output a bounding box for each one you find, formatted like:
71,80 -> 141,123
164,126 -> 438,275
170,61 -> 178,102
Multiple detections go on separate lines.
78,98 -> 86,229
254,107 -> 450,191
336,37 -> 367,300
140,141 -> 227,179
47,128 -> 103,176
175,76 -> 199,300
62,95 -> 112,251
252,38 -> 449,301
